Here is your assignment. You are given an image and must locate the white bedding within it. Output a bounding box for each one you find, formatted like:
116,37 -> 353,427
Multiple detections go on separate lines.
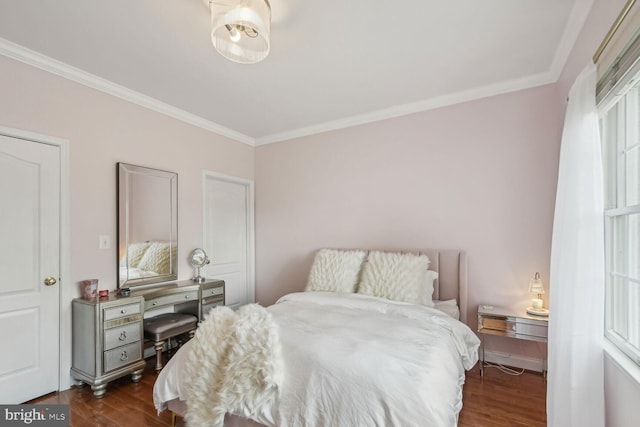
154,292 -> 480,427
433,299 -> 461,320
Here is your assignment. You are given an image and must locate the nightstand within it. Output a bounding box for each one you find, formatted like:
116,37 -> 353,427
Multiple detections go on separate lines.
477,304 -> 548,377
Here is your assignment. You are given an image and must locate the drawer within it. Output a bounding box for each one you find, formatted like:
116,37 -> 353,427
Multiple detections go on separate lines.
145,291 -> 198,311
202,295 -> 224,306
104,322 -> 141,351
202,286 -> 224,299
103,342 -> 141,373
104,303 -> 141,321
515,322 -> 548,339
480,316 -> 510,332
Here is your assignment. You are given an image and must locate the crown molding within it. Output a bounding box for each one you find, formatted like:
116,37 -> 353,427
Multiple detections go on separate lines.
1,0 -> 593,148
255,70 -> 557,145
0,37 -> 255,146
547,0 -> 595,79
254,1 -> 594,146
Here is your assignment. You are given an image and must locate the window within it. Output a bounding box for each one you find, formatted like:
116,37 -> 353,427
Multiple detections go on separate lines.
600,80 -> 640,366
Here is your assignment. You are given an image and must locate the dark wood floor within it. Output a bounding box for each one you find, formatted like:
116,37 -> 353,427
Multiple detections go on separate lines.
29,359 -> 546,426
459,366 -> 546,427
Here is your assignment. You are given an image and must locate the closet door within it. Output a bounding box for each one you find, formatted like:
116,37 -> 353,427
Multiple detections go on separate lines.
0,133 -> 60,403
203,172 -> 254,310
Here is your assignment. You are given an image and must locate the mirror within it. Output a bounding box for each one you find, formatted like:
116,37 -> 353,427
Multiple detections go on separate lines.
117,163 -> 178,288
189,248 -> 210,283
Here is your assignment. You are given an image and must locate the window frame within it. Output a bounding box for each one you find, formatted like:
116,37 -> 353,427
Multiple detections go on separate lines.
599,84 -> 640,367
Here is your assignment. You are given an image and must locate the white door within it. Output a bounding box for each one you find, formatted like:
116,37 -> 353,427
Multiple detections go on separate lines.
203,173 -> 254,310
0,134 -> 60,403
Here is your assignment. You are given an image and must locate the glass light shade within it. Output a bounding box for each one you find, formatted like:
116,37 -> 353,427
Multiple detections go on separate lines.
528,272 -> 545,294
526,272 -> 548,316
210,0 -> 271,64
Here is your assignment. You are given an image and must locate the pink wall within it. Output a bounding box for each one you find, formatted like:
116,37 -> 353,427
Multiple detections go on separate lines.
0,55 -> 254,295
255,0 -> 639,423
255,84 -> 563,345
0,54 -> 254,390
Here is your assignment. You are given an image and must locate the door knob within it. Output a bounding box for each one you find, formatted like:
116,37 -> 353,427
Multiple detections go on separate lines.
44,277 -> 57,286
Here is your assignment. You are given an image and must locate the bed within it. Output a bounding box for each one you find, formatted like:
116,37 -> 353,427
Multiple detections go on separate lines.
153,249 -> 480,427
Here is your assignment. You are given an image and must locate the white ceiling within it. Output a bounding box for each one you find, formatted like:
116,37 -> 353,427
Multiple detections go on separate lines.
0,0 -> 590,145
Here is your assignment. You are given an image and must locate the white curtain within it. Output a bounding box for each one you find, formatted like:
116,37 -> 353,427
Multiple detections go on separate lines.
547,62 -> 605,427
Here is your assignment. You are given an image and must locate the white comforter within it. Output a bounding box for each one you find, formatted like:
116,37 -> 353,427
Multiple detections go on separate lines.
154,292 -> 480,427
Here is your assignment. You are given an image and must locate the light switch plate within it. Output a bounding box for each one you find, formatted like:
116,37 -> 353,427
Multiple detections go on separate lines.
99,235 -> 111,249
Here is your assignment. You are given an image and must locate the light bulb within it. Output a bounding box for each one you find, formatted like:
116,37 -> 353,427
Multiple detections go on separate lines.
229,26 -> 241,42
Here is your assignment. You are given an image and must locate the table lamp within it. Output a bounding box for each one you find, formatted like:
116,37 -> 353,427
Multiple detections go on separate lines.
526,272 -> 549,316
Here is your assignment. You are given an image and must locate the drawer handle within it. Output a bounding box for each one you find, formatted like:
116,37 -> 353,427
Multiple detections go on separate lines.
119,331 -> 127,341
185,295 -> 190,299
152,302 -> 158,306
120,309 -> 127,314
120,351 -> 129,361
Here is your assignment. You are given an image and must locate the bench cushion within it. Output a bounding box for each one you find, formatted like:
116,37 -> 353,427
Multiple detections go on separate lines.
144,313 -> 198,342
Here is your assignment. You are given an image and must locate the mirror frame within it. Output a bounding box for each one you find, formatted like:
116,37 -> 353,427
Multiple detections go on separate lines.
189,248 -> 209,268
117,163 -> 178,288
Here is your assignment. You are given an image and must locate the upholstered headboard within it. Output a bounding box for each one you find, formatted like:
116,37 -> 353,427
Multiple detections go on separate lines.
365,249 -> 468,324
419,249 -> 468,324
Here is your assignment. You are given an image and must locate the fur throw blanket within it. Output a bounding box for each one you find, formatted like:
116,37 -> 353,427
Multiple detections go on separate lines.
184,304 -> 283,427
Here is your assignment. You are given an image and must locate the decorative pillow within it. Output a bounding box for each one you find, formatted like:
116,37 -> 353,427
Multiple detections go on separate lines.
305,249 -> 367,293
420,270 -> 438,307
137,242 -> 174,274
357,251 -> 430,304
121,242 -> 152,268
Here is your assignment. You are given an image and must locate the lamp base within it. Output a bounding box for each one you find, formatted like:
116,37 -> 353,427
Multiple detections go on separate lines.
526,307 -> 549,317
192,275 -> 206,284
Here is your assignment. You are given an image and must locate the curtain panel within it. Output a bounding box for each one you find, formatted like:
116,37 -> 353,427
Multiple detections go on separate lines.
547,62 -> 605,427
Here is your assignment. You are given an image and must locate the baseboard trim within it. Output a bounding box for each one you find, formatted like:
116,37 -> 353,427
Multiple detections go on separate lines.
483,350 -> 545,372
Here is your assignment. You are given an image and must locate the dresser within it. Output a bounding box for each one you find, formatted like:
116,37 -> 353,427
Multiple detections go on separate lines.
71,279 -> 225,397
71,295 -> 146,397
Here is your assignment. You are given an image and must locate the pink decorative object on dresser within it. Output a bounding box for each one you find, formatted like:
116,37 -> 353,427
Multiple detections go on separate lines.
80,279 -> 98,300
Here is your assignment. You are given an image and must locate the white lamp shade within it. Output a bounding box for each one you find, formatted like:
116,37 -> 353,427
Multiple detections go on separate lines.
210,0 -> 271,64
526,272 -> 548,316
528,272 -> 545,294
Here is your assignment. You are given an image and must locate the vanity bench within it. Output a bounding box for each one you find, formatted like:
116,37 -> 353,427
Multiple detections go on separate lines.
143,312 -> 198,372
135,279 -> 224,372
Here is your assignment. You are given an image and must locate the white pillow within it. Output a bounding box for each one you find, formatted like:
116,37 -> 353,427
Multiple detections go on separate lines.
138,242 -> 174,274
357,251 -> 430,304
420,270 -> 438,307
121,242 -> 151,268
305,249 -> 367,293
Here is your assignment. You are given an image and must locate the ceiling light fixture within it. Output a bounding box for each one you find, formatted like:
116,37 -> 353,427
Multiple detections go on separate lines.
205,0 -> 271,64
